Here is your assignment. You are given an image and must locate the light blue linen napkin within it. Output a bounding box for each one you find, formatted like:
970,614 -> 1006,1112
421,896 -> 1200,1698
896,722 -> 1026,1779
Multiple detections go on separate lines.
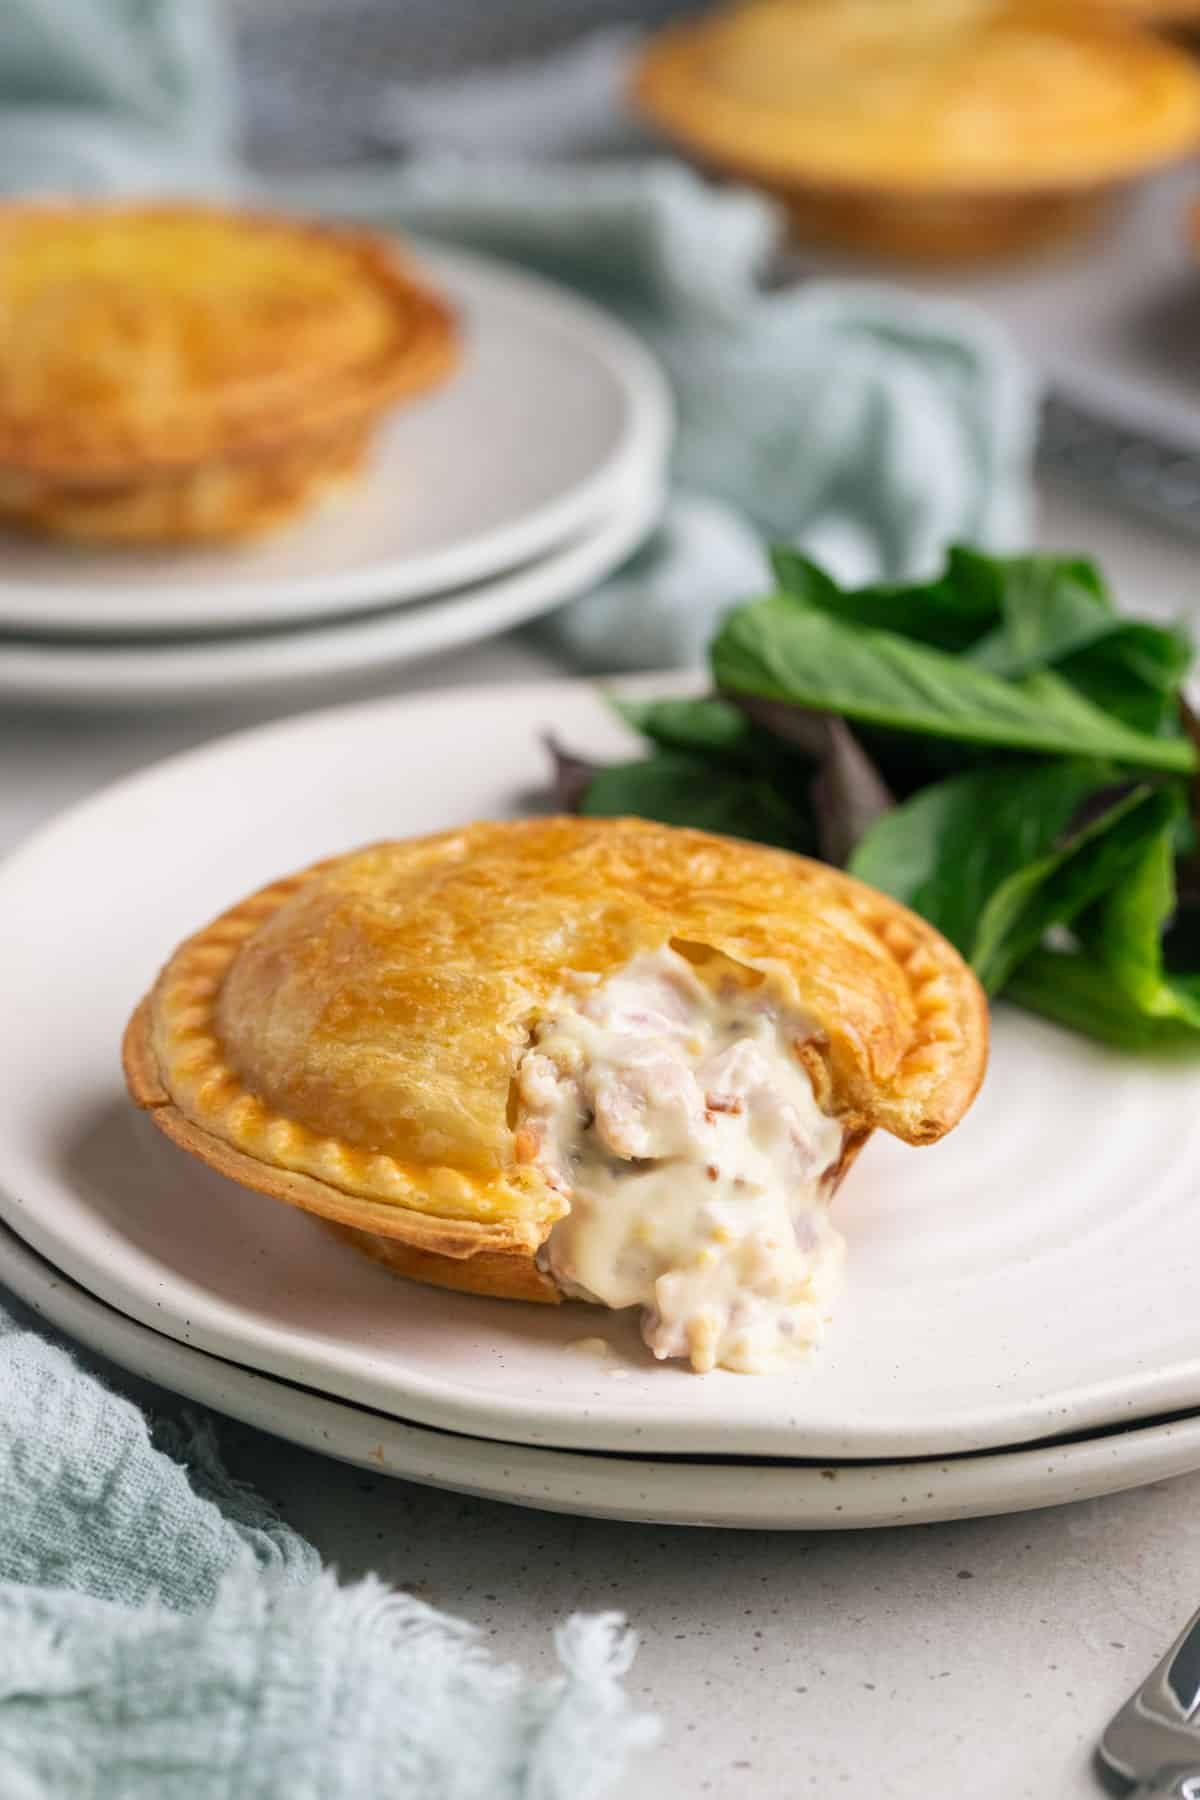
0,0 -> 1038,672
290,156 -> 1035,669
0,1296 -> 657,1797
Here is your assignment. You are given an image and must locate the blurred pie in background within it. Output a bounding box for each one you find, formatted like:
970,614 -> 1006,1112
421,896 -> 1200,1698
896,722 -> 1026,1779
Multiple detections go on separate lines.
633,0 -> 1200,261
1091,0 -> 1200,20
0,204 -> 457,544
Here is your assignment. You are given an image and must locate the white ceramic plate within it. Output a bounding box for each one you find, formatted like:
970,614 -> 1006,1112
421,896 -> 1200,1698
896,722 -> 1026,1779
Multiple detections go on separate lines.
5,1216 -> 1199,1531
0,679 -> 1196,1460
0,484 -> 661,707
0,245 -> 672,638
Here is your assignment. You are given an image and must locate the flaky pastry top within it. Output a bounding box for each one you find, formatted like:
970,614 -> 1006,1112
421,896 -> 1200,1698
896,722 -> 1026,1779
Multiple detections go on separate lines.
0,203 -> 455,478
634,0 -> 1200,192
136,817 -> 987,1252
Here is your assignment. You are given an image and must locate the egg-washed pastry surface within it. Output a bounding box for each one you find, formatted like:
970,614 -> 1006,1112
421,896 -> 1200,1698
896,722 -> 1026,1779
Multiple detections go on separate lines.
125,817 -> 987,1373
633,0 -> 1200,260
0,203 -> 456,543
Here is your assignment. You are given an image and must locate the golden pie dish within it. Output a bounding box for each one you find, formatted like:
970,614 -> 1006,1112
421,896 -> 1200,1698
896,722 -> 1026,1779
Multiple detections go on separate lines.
0,202 -> 457,544
633,0 -> 1200,261
124,816 -> 987,1373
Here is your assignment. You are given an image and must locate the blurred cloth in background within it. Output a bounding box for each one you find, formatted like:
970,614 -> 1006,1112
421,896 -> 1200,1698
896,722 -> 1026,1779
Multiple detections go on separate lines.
0,0 -> 1036,668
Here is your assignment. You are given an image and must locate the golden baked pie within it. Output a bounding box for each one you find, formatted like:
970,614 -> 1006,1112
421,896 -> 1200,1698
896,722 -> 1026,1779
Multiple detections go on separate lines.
1091,0 -> 1200,21
124,816 -> 987,1373
633,0 -> 1200,261
0,202 -> 456,543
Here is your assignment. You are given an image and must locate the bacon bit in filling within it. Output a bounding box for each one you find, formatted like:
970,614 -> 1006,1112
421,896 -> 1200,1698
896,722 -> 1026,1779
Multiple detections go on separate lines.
513,1127 -> 540,1164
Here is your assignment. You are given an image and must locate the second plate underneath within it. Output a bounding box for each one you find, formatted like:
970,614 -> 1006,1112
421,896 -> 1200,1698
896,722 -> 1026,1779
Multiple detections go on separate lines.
5,1219 -> 1199,1532
0,485 -> 661,707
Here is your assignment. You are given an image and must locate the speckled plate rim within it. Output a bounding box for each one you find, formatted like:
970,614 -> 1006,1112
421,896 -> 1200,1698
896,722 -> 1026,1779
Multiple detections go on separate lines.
3,1214 -> 1199,1531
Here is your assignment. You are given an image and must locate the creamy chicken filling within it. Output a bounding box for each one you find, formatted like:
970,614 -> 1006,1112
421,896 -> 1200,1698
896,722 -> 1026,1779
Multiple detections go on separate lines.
518,946 -> 845,1374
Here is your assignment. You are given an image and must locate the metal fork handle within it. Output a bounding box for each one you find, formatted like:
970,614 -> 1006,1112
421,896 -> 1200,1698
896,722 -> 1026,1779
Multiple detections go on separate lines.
1131,1770 -> 1200,1798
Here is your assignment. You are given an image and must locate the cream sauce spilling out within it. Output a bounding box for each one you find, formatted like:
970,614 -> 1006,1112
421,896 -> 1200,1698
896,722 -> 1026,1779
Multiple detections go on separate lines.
518,946 -> 845,1373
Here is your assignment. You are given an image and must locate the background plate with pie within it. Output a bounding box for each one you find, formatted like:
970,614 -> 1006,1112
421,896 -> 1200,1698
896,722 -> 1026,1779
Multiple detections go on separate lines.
0,244 -> 672,638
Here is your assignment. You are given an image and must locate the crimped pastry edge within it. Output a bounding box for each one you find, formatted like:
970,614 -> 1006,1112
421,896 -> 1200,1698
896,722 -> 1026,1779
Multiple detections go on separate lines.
135,831 -> 987,1172
128,849 -> 561,1243
124,995 -> 548,1270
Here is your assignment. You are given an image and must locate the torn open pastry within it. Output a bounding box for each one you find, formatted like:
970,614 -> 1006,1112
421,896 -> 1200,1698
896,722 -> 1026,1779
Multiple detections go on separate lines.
124,817 -> 987,1373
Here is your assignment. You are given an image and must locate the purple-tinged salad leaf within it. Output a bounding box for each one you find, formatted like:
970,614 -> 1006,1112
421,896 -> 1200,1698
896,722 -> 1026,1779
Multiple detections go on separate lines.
544,734 -> 606,814
731,696 -> 892,868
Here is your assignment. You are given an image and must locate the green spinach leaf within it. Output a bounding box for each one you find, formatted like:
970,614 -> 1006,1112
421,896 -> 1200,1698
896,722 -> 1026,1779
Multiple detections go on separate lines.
769,545 -> 1189,738
579,749 -> 813,852
611,695 -> 805,770
849,761 -> 1174,991
1055,623 -> 1193,736
970,786 -> 1176,995
769,544 -> 1112,664
959,558 -> 1190,735
1005,948 -> 1200,1052
712,597 -> 1196,773
769,544 -> 996,651
1080,810 -> 1200,1029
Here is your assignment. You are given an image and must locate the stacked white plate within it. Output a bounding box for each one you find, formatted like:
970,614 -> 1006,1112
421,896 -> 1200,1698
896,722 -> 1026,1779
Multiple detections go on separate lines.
0,246 -> 672,707
1,678 -> 1198,1529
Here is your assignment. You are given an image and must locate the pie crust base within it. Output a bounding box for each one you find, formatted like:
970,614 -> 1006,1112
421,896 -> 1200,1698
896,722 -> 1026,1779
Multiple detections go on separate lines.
0,424 -> 370,545
741,177 -> 1114,266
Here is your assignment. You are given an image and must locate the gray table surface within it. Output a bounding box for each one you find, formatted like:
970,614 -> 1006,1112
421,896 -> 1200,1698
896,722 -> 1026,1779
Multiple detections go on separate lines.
3,482 -> 1199,1799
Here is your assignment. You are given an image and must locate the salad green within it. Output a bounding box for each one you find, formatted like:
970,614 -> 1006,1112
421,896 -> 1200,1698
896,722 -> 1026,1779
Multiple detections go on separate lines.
549,547 -> 1200,1052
